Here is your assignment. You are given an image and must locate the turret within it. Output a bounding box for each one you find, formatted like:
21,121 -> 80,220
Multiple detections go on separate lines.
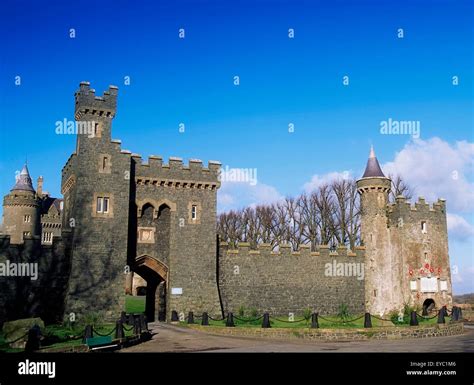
356,146 -> 393,315
2,164 -> 41,244
74,81 -> 118,152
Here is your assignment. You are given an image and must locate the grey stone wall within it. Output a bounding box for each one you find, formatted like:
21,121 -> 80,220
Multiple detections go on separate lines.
0,232 -> 72,327
218,243 -> 366,316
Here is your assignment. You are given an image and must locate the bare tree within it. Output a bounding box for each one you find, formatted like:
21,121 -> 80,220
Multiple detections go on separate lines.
217,174 -> 412,252
388,174 -> 414,202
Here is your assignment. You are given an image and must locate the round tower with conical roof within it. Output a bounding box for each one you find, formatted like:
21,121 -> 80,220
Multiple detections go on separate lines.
356,146 -> 394,315
2,164 -> 41,244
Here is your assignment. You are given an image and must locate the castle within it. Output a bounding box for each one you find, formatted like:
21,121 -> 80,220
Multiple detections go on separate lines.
0,83 -> 453,325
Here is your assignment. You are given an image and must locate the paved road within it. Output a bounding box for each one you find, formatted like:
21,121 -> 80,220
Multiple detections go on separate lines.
121,323 -> 474,353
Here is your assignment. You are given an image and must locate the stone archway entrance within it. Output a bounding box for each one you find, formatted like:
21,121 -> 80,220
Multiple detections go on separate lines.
132,255 -> 169,322
422,298 -> 435,315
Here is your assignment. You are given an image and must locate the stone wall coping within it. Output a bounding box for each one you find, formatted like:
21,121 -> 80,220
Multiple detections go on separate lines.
187,322 -> 464,341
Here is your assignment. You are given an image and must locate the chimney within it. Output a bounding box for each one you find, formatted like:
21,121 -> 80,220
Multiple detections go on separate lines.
37,176 -> 43,197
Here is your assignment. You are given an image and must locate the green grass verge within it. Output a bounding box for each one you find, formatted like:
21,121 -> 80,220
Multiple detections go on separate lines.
125,295 -> 146,314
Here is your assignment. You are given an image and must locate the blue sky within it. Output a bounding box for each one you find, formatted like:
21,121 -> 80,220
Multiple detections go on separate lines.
0,0 -> 473,293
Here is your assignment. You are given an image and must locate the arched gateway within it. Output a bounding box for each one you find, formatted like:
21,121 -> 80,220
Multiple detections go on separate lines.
131,255 -> 169,322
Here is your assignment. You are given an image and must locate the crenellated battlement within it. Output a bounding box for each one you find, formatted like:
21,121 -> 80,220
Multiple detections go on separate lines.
74,81 -> 118,120
388,196 -> 446,215
132,154 -> 221,188
219,242 -> 365,259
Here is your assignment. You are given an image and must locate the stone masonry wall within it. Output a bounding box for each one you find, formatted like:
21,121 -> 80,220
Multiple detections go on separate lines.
0,232 -> 72,327
219,243 -> 366,316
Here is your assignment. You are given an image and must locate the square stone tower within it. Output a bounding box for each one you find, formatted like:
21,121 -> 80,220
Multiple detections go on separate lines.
61,82 -> 132,320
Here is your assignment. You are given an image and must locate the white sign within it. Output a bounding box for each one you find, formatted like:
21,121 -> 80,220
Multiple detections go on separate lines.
420,277 -> 438,293
440,280 -> 448,291
410,280 -> 417,291
171,287 -> 183,295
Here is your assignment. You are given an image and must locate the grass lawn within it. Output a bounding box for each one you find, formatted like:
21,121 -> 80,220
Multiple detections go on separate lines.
125,295 -> 146,314
181,313 -> 441,329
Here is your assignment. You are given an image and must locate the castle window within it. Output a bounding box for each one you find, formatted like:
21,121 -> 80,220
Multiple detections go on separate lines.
22,231 -> 31,239
96,197 -> 110,213
421,221 -> 427,233
98,154 -> 111,173
42,232 -> 53,244
92,193 -> 114,218
23,215 -> 31,223
188,202 -> 201,224
373,289 -> 377,297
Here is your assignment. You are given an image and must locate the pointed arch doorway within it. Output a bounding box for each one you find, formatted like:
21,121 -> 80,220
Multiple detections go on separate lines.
132,255 -> 169,322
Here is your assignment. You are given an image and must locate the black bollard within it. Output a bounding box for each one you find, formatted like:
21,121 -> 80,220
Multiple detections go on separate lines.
437,308 -> 445,324
120,311 -> 127,324
140,314 -> 148,331
458,307 -> 463,320
451,306 -> 458,321
364,313 -> 372,328
201,312 -> 209,326
171,310 -> 179,322
83,325 -> 93,343
187,312 -> 195,324
409,311 -> 419,326
115,320 -> 125,339
442,305 -> 449,317
25,324 -> 41,352
262,313 -> 271,328
311,313 -> 319,329
134,316 -> 142,335
226,312 -> 235,327
127,313 -> 134,325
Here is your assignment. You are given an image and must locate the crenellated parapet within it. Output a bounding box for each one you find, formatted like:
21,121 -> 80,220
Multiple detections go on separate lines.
74,81 -> 118,120
133,154 -> 221,189
219,242 -> 365,259
387,196 -> 447,228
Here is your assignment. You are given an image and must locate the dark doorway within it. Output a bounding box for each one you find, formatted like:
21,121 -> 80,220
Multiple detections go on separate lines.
423,298 -> 435,314
133,255 -> 168,322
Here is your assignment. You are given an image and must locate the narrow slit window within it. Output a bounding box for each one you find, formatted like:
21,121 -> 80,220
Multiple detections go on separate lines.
421,221 -> 427,233
103,197 -> 109,213
97,197 -> 103,213
191,205 -> 197,220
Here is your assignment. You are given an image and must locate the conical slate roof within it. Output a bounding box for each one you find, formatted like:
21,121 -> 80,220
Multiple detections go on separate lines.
361,146 -> 386,178
11,164 -> 35,193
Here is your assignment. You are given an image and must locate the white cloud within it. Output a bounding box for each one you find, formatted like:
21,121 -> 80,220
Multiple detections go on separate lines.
303,170 -> 353,192
217,181 -> 283,213
382,137 -> 474,212
452,265 -> 474,294
447,213 -> 474,241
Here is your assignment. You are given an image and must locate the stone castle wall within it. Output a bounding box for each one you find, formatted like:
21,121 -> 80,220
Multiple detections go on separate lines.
0,232 -> 72,327
218,243 -> 366,316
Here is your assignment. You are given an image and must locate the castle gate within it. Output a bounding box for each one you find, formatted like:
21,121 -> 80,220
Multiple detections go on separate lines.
133,255 -> 169,322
